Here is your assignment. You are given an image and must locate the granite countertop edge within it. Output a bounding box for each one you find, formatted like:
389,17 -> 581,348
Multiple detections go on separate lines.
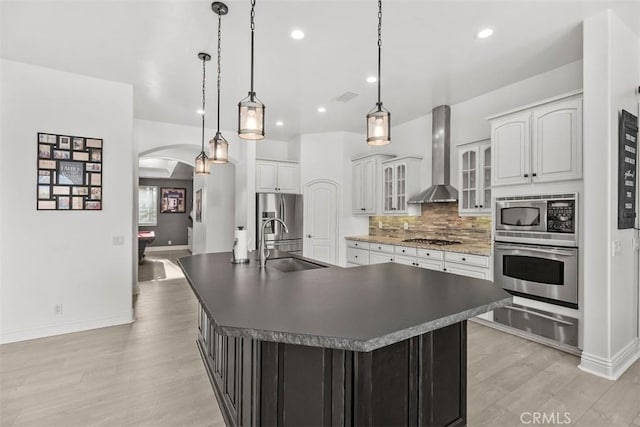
345,235 -> 492,257
209,297 -> 512,352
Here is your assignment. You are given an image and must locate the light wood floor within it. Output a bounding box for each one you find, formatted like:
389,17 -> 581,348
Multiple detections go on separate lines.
1,250 -> 639,426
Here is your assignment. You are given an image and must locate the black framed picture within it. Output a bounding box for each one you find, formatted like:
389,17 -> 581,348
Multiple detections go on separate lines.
36,133 -> 103,211
160,187 -> 186,213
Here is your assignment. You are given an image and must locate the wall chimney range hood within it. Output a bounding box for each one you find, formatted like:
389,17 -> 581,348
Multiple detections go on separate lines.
408,105 -> 458,204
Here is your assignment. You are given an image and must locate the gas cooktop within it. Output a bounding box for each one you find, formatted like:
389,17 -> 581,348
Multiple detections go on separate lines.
401,238 -> 463,246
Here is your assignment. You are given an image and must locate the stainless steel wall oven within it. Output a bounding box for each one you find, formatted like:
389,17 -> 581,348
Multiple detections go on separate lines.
494,193 -> 578,309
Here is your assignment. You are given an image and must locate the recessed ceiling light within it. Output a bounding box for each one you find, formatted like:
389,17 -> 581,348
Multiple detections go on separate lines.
317,106 -> 326,113
366,76 -> 377,83
475,28 -> 494,39
196,109 -> 205,115
290,29 -> 305,40
275,121 -> 284,127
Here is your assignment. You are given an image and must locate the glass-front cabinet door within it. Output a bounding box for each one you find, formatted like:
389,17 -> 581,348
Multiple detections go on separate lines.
458,139 -> 491,216
395,163 -> 406,213
383,165 -> 394,213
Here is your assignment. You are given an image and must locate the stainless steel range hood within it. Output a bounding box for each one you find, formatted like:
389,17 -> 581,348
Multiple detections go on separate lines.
408,105 -> 458,204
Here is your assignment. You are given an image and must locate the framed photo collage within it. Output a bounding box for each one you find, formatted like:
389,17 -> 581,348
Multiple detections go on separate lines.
37,132 -> 103,210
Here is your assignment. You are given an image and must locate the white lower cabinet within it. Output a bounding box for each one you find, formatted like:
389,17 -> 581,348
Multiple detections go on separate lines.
345,239 -> 490,278
346,247 -> 369,266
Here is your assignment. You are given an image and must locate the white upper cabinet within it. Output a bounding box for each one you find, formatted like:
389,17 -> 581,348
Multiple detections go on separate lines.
532,98 -> 583,183
458,139 -> 491,216
352,154 -> 394,215
491,112 -> 531,186
380,156 -> 422,216
490,92 -> 582,187
256,159 -> 300,193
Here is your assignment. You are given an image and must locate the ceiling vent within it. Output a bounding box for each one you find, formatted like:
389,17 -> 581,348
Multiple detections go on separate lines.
334,91 -> 360,103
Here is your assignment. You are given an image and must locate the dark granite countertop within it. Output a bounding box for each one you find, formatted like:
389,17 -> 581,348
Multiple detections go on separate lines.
178,251 -> 511,352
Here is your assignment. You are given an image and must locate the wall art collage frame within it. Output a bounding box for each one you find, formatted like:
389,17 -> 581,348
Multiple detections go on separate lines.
37,132 -> 103,210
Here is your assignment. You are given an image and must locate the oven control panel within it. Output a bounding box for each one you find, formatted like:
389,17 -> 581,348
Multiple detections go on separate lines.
547,200 -> 575,233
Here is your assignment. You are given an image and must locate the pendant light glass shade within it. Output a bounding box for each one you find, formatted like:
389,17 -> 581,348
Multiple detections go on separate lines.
238,0 -> 265,141
238,93 -> 265,140
209,132 -> 229,163
366,105 -> 391,146
366,0 -> 391,146
195,52 -> 211,175
210,2 -> 230,162
195,151 -> 210,175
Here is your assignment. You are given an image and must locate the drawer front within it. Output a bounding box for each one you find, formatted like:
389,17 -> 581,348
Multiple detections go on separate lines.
369,251 -> 394,264
416,258 -> 444,271
370,243 -> 395,254
347,247 -> 370,265
395,246 -> 417,257
346,240 -> 370,250
394,255 -> 417,266
444,263 -> 489,279
444,252 -> 490,268
416,248 -> 444,261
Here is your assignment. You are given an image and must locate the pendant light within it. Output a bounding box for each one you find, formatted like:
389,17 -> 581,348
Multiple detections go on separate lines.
195,52 -> 212,175
209,2 -> 229,163
237,0 -> 265,140
366,0 -> 391,146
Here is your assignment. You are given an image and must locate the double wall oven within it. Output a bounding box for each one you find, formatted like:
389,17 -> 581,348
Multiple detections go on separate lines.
494,193 -> 578,309
493,193 -> 580,348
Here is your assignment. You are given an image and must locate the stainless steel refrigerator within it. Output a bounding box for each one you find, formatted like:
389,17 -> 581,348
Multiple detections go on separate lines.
256,193 -> 303,255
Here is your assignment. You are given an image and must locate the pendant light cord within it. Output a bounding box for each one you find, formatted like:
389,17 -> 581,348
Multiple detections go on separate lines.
377,0 -> 382,107
201,56 -> 207,151
250,0 -> 256,98
217,12 -> 222,133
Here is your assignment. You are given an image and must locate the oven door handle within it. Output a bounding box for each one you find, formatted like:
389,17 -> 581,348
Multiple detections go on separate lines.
503,306 -> 574,326
495,245 -> 575,257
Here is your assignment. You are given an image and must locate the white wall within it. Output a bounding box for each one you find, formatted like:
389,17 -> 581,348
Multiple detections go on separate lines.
580,9 -> 640,380
0,60 -> 135,343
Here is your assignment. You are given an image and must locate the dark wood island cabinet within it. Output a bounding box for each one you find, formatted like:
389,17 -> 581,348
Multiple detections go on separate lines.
179,251 -> 510,427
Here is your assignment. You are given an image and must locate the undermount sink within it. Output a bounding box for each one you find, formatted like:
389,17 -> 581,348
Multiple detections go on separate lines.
267,257 -> 326,272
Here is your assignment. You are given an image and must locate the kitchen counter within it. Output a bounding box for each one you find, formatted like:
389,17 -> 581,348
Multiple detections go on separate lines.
179,251 -> 509,352
346,234 -> 492,256
179,251 -> 510,427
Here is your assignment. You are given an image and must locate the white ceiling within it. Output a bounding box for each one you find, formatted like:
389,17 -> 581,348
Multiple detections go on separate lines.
2,1 -> 639,142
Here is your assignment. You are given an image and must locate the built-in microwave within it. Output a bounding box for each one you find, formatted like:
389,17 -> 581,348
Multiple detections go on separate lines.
495,193 -> 578,247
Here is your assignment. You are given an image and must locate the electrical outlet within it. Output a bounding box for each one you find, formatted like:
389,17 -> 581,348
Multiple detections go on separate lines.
612,240 -> 623,256
168,240 -> 172,245
378,222 -> 382,229
403,222 -> 409,230
54,304 -> 63,315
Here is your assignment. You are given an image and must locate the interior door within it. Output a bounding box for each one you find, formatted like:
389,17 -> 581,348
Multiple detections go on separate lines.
304,180 -> 338,264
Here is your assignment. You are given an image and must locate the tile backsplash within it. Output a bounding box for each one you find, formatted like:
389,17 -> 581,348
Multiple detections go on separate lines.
369,203 -> 491,245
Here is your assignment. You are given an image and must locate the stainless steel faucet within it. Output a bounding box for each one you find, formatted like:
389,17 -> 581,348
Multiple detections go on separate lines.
259,218 -> 289,268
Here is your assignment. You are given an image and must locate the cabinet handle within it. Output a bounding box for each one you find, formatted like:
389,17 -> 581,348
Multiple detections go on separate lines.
532,173 -> 537,177
355,255 -> 358,258
390,258 -> 393,261
462,257 -> 466,261
402,249 -> 405,253
443,268 -> 447,272
475,205 -> 478,208
479,205 -> 483,208
524,173 -> 529,178
307,234 -> 313,238
426,253 -> 430,256
378,246 -> 382,250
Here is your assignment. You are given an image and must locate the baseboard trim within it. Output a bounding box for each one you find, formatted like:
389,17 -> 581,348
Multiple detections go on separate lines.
145,245 -> 189,252
579,338 -> 640,380
0,310 -> 135,344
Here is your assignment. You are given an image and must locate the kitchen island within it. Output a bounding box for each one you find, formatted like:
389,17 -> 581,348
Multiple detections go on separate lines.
178,251 -> 511,427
